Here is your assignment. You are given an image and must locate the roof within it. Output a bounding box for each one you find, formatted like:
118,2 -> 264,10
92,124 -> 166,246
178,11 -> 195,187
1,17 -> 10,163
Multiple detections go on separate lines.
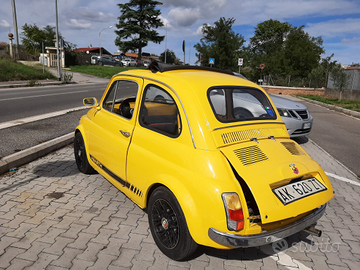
74,47 -> 112,55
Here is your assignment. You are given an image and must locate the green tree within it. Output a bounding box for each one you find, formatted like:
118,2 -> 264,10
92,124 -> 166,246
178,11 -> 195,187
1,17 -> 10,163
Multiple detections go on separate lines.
159,49 -> 180,64
330,64 -> 350,100
194,17 -> 245,70
284,26 -> 324,77
248,19 -> 324,79
21,23 -> 46,55
115,0 -> 164,60
21,24 -> 75,55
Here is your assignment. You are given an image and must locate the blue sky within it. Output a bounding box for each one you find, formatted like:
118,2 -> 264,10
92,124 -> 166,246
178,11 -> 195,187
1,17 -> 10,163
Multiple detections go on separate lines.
1,0 -> 360,65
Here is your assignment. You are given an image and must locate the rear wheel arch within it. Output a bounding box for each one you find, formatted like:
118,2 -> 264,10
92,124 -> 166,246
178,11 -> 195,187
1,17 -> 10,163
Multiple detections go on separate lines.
147,185 -> 198,260
143,181 -> 205,243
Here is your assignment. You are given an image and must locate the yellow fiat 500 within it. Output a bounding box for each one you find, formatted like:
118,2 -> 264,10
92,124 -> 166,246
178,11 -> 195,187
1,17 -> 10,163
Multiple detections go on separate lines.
74,62 -> 334,261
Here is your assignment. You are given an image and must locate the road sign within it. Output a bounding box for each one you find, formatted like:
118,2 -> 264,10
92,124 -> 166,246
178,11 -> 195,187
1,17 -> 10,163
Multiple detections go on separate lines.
209,58 -> 215,65
238,58 -> 243,66
260,63 -> 265,69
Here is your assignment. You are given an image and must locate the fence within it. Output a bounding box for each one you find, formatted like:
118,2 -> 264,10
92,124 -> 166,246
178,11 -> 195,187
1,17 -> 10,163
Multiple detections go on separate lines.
327,69 -> 360,91
262,74 -> 326,88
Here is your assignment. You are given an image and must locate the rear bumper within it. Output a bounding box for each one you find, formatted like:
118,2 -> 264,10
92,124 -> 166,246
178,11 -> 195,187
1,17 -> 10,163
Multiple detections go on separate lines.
208,204 -> 326,247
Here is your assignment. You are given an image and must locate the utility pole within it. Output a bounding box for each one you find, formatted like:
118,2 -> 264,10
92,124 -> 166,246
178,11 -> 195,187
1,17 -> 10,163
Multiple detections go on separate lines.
55,0 -> 61,81
11,0 -> 19,58
164,24 -> 167,64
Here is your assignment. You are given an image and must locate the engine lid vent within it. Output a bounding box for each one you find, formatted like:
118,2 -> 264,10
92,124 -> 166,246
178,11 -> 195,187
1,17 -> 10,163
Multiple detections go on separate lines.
281,142 -> 305,155
234,145 -> 268,166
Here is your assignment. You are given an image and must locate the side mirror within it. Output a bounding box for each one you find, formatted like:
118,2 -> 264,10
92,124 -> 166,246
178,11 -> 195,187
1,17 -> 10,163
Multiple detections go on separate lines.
83,97 -> 98,107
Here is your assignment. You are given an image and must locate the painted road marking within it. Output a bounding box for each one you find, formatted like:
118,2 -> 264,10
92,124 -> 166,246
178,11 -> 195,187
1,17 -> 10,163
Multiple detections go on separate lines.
0,90 -> 89,102
325,172 -> 360,187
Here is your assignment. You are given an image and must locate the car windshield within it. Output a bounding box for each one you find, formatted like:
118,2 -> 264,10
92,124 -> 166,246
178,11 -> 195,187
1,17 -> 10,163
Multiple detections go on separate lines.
208,87 -> 277,122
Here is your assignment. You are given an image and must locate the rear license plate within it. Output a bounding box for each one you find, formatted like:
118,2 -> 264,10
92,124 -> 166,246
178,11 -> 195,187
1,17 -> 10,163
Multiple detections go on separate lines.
272,178 -> 327,205
303,122 -> 311,129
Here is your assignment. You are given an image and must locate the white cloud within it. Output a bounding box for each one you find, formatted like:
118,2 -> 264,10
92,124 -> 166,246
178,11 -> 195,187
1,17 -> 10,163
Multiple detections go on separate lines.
194,24 -> 211,37
342,37 -> 360,44
0,20 -> 11,29
166,0 -> 227,26
223,0 -> 360,26
67,7 -> 116,22
307,18 -> 360,38
66,19 -> 92,29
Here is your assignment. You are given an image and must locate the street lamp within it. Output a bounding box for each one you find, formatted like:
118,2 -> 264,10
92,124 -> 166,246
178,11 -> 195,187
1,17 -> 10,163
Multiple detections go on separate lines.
99,26 -> 113,57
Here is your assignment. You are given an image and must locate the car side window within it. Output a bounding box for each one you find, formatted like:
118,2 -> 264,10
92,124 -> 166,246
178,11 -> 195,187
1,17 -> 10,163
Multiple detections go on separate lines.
102,80 -> 138,119
139,85 -> 181,137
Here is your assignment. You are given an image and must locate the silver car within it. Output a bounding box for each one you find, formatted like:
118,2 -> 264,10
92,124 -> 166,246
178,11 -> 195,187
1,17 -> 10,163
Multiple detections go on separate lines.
233,73 -> 313,138
91,55 -> 122,66
270,95 -> 313,137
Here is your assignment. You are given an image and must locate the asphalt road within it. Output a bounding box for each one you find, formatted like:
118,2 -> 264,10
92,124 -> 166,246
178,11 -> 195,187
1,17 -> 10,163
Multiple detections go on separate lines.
0,83 -> 106,123
300,100 -> 360,177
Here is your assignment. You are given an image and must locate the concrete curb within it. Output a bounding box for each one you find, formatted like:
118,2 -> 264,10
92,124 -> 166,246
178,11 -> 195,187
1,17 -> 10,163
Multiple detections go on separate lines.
0,133 -> 73,175
296,96 -> 360,119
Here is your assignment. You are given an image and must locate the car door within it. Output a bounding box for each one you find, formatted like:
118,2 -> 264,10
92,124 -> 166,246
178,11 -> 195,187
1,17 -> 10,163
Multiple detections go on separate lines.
87,77 -> 143,186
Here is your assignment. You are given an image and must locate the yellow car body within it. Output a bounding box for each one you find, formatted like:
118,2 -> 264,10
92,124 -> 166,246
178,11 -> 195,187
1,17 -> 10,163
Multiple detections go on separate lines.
74,62 -> 334,260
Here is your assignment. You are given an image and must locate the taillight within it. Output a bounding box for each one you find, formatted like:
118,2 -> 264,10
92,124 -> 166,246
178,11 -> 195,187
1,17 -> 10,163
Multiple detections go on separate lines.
222,193 -> 244,231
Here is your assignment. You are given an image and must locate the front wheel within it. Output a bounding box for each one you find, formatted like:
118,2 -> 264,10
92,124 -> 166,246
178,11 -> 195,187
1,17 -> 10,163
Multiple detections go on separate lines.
74,132 -> 96,174
148,186 -> 198,261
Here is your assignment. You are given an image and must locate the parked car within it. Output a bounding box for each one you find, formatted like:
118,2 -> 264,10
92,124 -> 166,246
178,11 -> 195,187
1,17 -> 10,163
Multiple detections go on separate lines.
121,58 -> 136,67
136,60 -> 144,67
233,73 -> 313,137
91,55 -> 122,66
75,62 -> 334,261
270,95 -> 313,137
143,60 -> 151,67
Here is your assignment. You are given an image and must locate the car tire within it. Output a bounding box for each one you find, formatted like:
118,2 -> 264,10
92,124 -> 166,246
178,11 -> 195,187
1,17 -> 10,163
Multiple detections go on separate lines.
74,132 -> 96,174
98,61 -> 103,66
148,186 -> 198,261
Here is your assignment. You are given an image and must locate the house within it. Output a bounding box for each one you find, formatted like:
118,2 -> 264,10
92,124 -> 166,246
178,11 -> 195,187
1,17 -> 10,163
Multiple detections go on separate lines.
75,47 -> 112,56
0,42 -> 8,55
113,52 -> 159,62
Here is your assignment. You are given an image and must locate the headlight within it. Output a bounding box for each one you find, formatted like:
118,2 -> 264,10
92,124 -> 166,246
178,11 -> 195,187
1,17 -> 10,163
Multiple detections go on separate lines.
222,193 -> 244,231
277,108 -> 291,117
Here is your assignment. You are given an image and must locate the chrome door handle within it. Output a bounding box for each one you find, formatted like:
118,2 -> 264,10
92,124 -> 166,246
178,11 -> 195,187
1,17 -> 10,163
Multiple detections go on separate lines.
120,130 -> 131,137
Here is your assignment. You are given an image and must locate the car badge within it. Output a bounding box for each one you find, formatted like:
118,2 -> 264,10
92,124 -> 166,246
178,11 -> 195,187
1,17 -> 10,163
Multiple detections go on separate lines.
289,164 -> 299,174
161,218 -> 168,230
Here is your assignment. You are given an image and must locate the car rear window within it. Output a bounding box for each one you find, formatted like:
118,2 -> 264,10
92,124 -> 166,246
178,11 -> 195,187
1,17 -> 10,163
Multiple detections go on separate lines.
208,87 -> 277,122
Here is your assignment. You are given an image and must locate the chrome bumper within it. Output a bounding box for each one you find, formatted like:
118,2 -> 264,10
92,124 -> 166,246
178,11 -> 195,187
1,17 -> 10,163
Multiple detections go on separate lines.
208,204 -> 326,247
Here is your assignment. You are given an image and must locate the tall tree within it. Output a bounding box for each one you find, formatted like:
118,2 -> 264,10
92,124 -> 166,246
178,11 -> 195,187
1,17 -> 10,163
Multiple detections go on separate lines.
194,17 -> 245,71
248,19 -> 324,78
20,24 -> 75,55
160,49 -> 180,64
284,26 -> 324,77
330,64 -> 350,100
115,0 -> 164,60
21,23 -> 46,55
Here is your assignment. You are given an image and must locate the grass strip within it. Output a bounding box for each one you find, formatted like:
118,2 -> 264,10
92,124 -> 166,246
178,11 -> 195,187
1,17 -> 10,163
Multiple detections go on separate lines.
298,95 -> 360,112
69,65 -> 146,78
0,58 -> 56,81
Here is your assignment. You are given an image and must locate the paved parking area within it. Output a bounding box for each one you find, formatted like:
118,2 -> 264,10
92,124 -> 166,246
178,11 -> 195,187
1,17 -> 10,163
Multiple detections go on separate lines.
0,139 -> 359,270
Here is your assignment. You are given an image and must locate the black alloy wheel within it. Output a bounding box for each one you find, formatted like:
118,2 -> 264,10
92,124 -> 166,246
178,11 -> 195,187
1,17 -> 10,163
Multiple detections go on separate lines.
148,186 -> 198,261
74,132 -> 96,174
